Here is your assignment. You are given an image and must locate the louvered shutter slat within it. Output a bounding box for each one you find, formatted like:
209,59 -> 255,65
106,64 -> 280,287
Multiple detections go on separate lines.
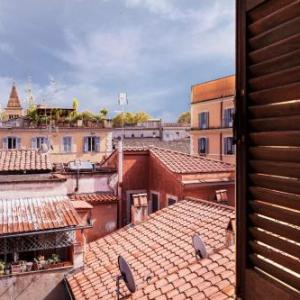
237,0 -> 300,298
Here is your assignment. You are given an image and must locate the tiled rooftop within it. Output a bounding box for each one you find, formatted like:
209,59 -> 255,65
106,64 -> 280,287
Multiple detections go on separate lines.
69,192 -> 118,204
150,147 -> 234,174
0,149 -> 52,173
66,199 -> 235,299
121,138 -> 191,154
0,195 -> 82,236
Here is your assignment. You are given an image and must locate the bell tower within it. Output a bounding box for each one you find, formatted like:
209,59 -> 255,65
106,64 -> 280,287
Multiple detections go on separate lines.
5,84 -> 23,120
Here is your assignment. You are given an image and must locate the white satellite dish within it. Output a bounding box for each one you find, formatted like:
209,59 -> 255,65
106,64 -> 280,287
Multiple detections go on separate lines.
192,234 -> 208,259
39,143 -> 49,154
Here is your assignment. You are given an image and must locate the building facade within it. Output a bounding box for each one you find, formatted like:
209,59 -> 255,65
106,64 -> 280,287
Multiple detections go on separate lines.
102,145 -> 235,226
0,86 -> 113,164
113,119 -> 189,142
190,75 -> 235,164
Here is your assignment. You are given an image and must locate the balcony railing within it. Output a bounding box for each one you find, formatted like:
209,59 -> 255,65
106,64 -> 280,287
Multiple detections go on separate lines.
192,118 -> 233,130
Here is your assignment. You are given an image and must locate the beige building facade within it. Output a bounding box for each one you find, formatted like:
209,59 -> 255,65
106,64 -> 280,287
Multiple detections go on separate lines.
0,125 -> 113,164
190,75 -> 235,164
0,86 -> 113,164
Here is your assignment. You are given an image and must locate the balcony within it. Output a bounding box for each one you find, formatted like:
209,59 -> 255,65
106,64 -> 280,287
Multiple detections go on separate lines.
191,119 -> 233,131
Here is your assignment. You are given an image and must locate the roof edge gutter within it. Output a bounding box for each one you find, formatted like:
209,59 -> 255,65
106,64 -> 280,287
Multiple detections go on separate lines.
0,224 -> 92,239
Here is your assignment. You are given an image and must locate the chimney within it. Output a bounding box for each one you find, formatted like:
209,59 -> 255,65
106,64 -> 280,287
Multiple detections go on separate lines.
225,218 -> 236,247
216,189 -> 229,205
131,193 -> 149,225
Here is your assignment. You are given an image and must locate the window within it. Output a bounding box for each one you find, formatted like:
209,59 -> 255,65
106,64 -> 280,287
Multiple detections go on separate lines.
198,137 -> 208,154
32,137 -> 49,149
224,137 -> 234,155
83,136 -> 100,152
224,108 -> 234,127
198,112 -> 209,129
150,192 -> 159,213
62,137 -> 72,153
3,137 -> 20,149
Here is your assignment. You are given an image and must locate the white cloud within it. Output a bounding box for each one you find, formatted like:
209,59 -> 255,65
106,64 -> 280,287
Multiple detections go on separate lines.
125,0 -> 181,19
57,28 -> 144,81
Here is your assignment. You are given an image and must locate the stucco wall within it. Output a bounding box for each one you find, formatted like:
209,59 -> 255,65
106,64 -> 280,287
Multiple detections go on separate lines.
0,173 -> 114,200
0,127 -> 113,164
0,268 -> 71,300
84,204 -> 118,242
148,154 -> 183,208
183,183 -> 235,207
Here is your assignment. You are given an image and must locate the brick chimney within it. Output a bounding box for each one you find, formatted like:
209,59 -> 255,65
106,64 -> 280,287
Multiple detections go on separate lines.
225,218 -> 236,247
131,193 -> 149,225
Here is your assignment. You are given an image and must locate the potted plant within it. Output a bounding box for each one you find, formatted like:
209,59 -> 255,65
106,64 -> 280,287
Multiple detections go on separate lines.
26,261 -> 33,272
11,261 -> 22,274
4,264 -> 10,275
51,254 -> 63,268
33,255 -> 46,270
0,260 -> 5,275
44,258 -> 53,270
19,260 -> 27,272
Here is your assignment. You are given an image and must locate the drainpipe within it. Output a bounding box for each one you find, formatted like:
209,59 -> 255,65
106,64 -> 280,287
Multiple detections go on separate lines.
75,168 -> 80,192
117,139 -> 123,228
220,98 -> 224,161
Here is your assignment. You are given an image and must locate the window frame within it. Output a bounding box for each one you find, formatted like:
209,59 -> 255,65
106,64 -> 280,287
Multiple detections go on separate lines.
62,136 -> 73,153
198,111 -> 209,129
198,137 -> 208,155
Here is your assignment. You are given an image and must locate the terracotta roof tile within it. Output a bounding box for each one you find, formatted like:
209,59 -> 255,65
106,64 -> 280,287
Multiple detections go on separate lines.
0,149 -> 52,173
69,192 -> 118,204
150,147 -> 234,174
0,195 -> 81,235
67,199 -> 235,299
122,138 -> 190,153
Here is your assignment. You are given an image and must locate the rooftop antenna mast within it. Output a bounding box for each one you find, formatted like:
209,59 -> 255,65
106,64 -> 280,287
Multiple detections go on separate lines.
25,76 -> 34,109
118,92 -> 128,139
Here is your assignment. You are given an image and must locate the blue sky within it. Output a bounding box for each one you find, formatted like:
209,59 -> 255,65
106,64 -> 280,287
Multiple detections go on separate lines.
0,0 -> 235,121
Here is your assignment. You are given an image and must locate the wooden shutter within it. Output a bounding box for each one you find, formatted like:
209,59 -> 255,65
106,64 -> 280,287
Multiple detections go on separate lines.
31,137 -> 37,149
83,137 -> 88,152
3,137 -> 8,150
236,0 -> 300,299
95,137 -> 100,152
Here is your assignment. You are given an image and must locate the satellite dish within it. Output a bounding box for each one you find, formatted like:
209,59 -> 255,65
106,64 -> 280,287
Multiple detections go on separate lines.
116,256 -> 136,299
39,143 -> 49,154
192,234 -> 208,259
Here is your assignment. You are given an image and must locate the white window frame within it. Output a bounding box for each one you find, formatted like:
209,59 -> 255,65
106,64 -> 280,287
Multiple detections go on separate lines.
62,136 -> 73,153
6,136 -> 18,149
149,191 -> 160,214
35,136 -> 48,149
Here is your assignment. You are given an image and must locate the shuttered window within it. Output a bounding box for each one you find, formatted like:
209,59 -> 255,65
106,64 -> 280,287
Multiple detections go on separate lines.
198,112 -> 209,129
236,0 -> 300,298
83,136 -> 100,152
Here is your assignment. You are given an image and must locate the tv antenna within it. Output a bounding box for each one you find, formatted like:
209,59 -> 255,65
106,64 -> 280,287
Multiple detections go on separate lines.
192,234 -> 208,259
116,255 -> 136,300
25,76 -> 34,109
